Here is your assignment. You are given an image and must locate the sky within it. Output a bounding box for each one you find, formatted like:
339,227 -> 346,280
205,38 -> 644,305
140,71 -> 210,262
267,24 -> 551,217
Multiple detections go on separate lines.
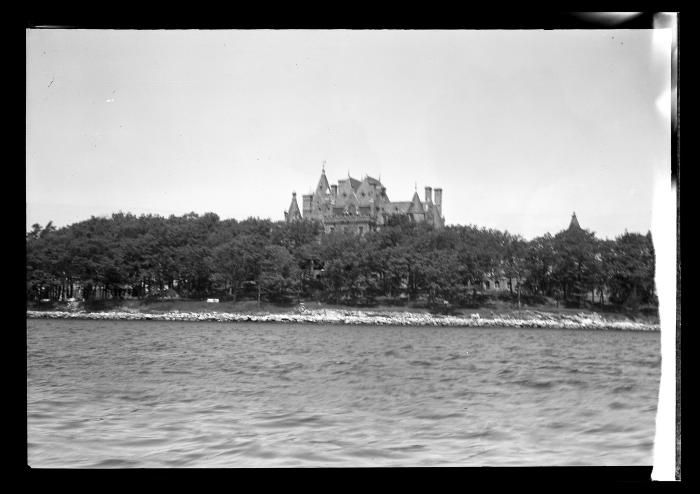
26,29 -> 672,239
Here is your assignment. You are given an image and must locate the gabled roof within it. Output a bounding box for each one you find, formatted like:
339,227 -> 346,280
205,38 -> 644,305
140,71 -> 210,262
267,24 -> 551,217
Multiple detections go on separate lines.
355,179 -> 383,207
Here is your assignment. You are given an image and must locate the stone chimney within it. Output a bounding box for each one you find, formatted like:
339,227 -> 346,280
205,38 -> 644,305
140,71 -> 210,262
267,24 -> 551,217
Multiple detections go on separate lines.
434,188 -> 442,216
425,186 -> 433,204
331,184 -> 337,199
284,211 -> 289,221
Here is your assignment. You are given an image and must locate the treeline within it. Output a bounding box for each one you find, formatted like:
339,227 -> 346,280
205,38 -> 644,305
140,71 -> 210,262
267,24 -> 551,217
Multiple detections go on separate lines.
26,212 -> 657,310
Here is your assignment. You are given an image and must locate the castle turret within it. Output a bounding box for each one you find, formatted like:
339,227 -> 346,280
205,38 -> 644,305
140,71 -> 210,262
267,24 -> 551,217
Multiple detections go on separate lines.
568,211 -> 581,231
286,192 -> 302,222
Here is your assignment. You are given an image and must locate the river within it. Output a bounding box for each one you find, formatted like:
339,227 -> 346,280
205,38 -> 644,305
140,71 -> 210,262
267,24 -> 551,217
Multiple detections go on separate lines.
27,319 -> 660,467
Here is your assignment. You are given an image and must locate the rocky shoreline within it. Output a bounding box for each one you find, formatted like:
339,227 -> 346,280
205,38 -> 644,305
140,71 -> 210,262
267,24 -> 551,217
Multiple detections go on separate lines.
26,308 -> 659,331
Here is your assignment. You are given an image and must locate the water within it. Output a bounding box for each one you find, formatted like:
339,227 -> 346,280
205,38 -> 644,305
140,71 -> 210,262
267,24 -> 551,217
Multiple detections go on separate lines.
27,319 -> 660,467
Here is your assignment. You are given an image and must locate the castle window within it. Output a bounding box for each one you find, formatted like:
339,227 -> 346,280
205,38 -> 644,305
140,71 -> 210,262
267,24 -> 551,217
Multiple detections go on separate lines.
359,227 -> 363,235
361,192 -> 365,197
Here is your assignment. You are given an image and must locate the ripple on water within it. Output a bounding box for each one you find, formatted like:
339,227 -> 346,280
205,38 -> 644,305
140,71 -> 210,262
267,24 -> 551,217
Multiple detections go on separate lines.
415,412 -> 464,420
344,447 -> 402,460
510,379 -> 554,389
256,414 -> 333,429
608,401 -> 631,410
290,450 -> 345,464
91,458 -> 143,468
612,383 -> 636,393
119,437 -> 171,448
546,421 -> 571,430
583,423 -> 635,434
27,320 -> 660,467
409,360 -> 434,367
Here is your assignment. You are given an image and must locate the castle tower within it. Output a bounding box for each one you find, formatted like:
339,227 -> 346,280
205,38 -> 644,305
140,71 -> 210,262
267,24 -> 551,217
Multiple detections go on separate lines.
434,188 -> 442,217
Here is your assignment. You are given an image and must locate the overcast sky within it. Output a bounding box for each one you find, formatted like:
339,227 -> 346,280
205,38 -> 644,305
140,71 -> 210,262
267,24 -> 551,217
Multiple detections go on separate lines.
26,29 -> 672,239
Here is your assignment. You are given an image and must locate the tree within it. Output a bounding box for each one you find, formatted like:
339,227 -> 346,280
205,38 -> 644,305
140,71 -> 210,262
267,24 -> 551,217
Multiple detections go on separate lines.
211,235 -> 263,301
503,235 -> 529,307
551,226 -> 599,306
26,209 -> 657,313
604,232 -> 656,308
257,245 -> 300,304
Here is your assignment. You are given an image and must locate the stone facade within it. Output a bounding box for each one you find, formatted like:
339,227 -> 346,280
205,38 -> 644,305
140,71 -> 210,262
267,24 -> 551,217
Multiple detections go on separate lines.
285,167 -> 445,234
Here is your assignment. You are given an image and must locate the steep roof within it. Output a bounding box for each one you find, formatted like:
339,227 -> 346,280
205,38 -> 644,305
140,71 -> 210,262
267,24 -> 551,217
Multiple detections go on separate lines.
407,191 -> 424,214
315,170 -> 330,195
568,211 -> 581,231
287,193 -> 301,220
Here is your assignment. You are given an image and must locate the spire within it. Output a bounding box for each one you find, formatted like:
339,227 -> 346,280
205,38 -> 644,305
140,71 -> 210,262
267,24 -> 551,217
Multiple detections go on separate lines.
287,191 -> 301,222
568,211 -> 581,231
316,167 -> 330,196
322,160 -> 326,173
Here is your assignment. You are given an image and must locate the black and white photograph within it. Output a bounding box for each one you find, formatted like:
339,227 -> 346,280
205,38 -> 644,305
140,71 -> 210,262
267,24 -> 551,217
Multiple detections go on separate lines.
26,15 -> 679,476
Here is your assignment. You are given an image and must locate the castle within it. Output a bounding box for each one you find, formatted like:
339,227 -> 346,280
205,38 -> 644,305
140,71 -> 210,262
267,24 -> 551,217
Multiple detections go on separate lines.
285,166 -> 445,234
